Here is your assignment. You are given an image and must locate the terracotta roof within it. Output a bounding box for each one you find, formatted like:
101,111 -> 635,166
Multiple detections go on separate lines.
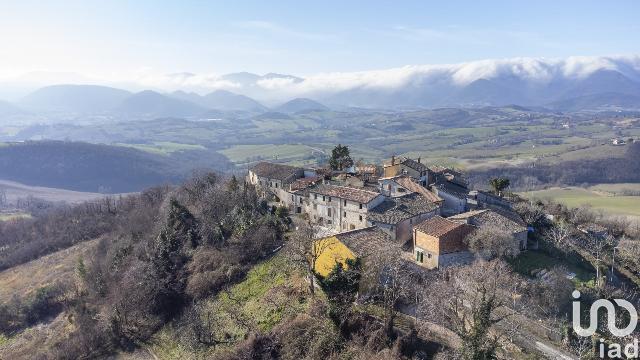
290,176 -> 321,191
414,216 -> 470,238
309,184 -> 381,204
394,176 -> 443,203
401,158 -> 427,172
450,209 -> 526,234
334,226 -> 396,257
249,162 -> 302,182
369,193 -> 440,225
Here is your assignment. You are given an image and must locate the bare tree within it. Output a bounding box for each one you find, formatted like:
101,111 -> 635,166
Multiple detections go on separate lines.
419,260 -> 518,360
360,246 -> 414,328
465,227 -> 520,260
544,221 -> 573,249
284,220 -> 330,296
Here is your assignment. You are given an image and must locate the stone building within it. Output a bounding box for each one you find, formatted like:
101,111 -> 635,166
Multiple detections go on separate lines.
247,162 -> 305,207
367,192 -> 441,244
448,209 -> 528,250
412,216 -> 475,269
305,184 -> 384,232
383,156 -> 431,185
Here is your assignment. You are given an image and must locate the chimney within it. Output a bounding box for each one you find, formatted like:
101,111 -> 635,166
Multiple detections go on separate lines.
417,157 -> 421,164
391,155 -> 396,165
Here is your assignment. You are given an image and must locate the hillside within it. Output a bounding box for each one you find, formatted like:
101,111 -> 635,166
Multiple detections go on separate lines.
18,84 -> 131,113
114,90 -> 207,118
275,98 -> 329,113
0,141 -> 183,192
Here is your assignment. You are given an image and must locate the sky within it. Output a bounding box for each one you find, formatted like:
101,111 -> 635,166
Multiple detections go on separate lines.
0,0 -> 639,84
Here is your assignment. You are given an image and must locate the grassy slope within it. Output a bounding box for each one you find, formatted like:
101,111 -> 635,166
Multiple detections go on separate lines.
0,238 -> 98,303
520,186 -> 640,218
149,254 -> 318,359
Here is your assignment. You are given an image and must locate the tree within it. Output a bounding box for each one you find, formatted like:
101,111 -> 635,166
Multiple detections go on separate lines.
465,227 -> 520,260
488,178 -> 510,197
419,260 -> 518,360
227,175 -> 240,193
328,144 -> 353,171
284,221 -> 329,296
544,221 -> 572,249
361,246 -> 414,331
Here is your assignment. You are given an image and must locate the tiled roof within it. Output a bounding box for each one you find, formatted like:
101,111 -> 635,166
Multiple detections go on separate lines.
401,158 -> 427,172
309,184 -> 381,204
290,176 -> 321,191
434,181 -> 469,199
368,193 -> 440,225
394,176 -> 443,203
334,226 -> 396,257
414,216 -> 470,238
249,162 -> 302,182
450,209 -> 527,234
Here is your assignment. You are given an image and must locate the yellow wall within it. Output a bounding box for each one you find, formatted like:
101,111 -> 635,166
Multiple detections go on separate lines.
313,236 -> 356,277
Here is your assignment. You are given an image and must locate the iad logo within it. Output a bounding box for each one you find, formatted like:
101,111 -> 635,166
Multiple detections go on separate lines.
572,290 -> 638,337
572,290 -> 640,358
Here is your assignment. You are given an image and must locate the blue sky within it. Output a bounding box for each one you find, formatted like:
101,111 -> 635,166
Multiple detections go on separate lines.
1,0 -> 638,79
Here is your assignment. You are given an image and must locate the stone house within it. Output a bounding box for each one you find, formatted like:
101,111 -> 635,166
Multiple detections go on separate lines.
383,156 -> 431,185
367,192 -> 441,244
378,175 -> 443,203
431,181 -> 468,216
449,209 -> 528,250
305,184 -> 384,232
412,216 -> 475,269
247,162 -> 305,206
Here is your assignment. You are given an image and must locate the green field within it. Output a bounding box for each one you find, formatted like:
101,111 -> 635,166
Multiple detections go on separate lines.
521,186 -> 640,218
116,141 -> 206,155
220,143 -> 325,165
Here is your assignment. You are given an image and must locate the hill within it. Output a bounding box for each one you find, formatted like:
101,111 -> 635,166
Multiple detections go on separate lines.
18,84 -> 131,113
114,90 -> 207,118
275,98 -> 329,113
0,141 -> 184,192
172,89 -> 266,112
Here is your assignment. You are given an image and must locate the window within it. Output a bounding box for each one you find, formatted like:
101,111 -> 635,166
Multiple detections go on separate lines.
359,215 -> 363,222
291,195 -> 294,201
328,197 -> 332,202
344,200 -> 347,206
327,220 -> 332,224
327,208 -> 332,216
409,218 -> 413,224
359,203 -> 363,209
322,196 -> 326,201
416,250 -> 424,263
275,183 -> 278,188
350,224 -> 355,230
314,194 -> 318,200
343,211 -> 347,217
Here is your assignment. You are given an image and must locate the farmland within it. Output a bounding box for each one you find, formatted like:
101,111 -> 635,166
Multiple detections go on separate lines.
520,185 -> 640,218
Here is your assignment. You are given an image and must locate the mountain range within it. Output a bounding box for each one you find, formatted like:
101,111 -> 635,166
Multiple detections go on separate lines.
2,55 -> 640,118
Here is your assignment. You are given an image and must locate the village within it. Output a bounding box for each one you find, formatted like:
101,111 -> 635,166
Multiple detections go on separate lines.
246,145 -> 529,275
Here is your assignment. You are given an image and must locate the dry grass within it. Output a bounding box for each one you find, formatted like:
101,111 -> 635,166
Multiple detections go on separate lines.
0,238 -> 99,304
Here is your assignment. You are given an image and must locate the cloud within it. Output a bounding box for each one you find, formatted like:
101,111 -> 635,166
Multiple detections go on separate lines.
78,54 -> 640,100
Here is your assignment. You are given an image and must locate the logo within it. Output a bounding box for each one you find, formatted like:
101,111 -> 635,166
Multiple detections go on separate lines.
572,290 -> 638,337
572,290 -> 640,359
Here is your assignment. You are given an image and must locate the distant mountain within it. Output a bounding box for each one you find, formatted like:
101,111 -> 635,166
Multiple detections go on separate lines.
275,98 -> 329,113
19,84 -> 131,113
115,90 -> 207,118
171,90 -> 266,112
0,100 -> 26,116
548,92 -> 640,111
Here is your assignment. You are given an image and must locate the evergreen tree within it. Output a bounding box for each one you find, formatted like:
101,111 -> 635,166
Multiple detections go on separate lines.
329,144 -> 354,171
